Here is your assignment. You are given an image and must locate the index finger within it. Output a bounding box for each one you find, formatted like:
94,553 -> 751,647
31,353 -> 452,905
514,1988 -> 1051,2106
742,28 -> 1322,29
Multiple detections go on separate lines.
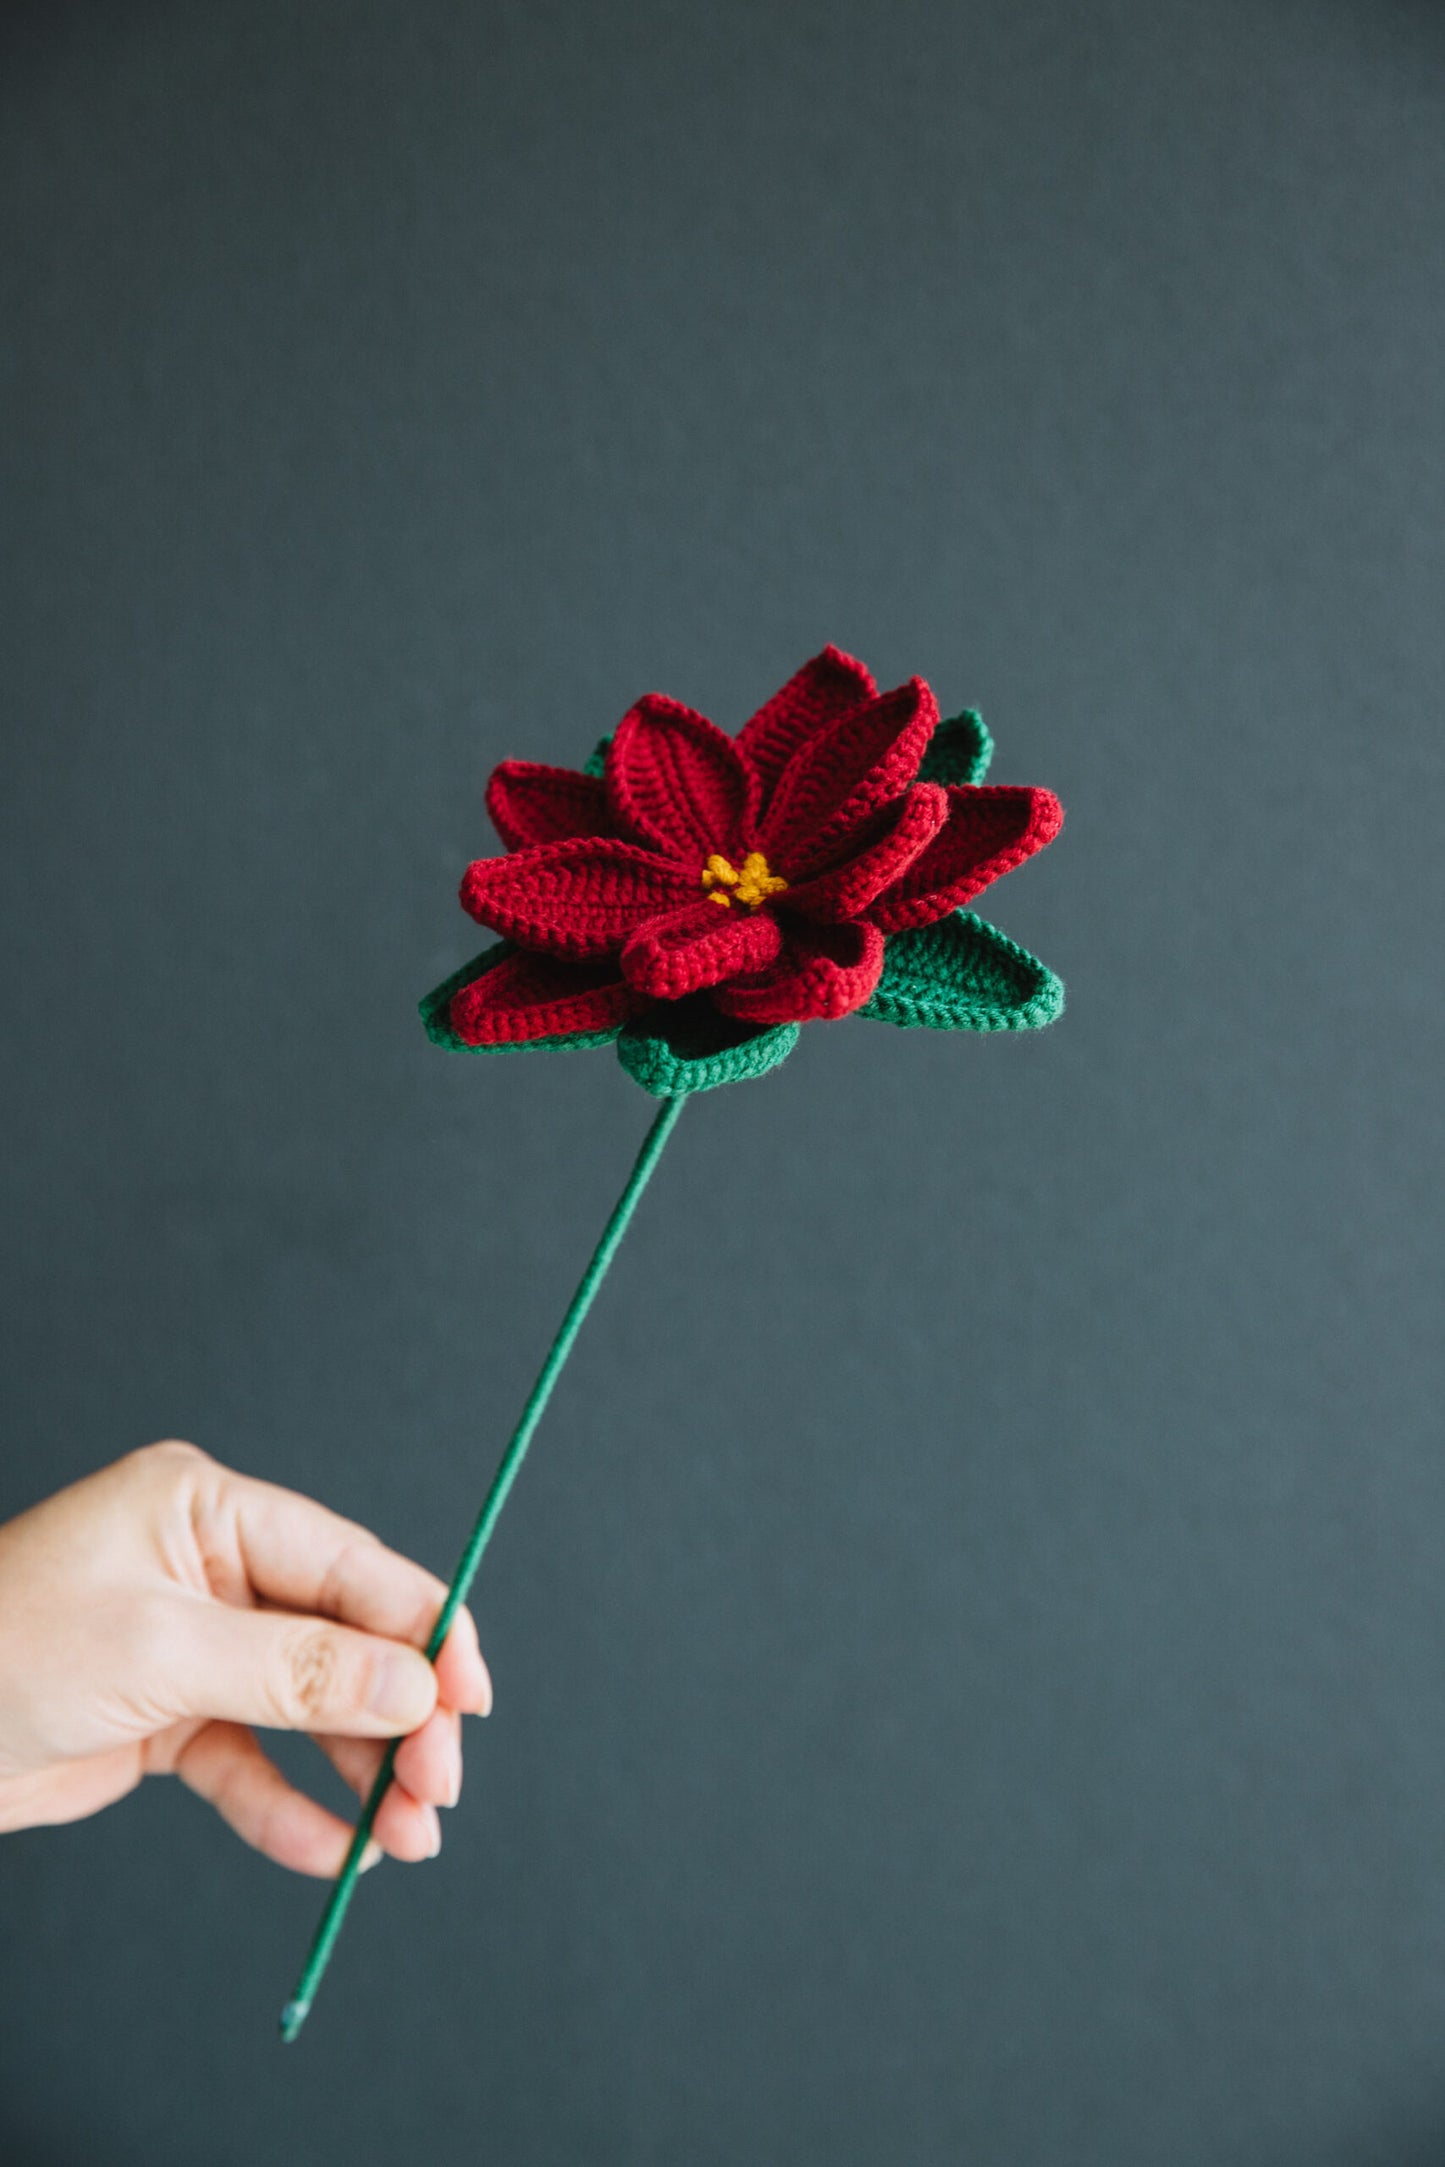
209,1467 -> 491,1715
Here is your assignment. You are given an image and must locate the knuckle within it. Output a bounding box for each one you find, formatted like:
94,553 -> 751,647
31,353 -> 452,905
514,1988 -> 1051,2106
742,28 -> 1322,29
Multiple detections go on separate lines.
129,1438 -> 210,1486
145,1438 -> 207,1465
312,1542 -> 357,1624
279,1625 -> 351,1726
312,1536 -> 379,1625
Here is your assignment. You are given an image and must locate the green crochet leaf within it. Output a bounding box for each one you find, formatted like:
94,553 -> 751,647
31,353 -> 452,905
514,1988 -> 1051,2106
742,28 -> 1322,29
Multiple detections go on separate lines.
917,708 -> 993,787
582,734 -> 612,780
616,998 -> 799,1097
420,944 -> 624,1055
861,911 -> 1063,1032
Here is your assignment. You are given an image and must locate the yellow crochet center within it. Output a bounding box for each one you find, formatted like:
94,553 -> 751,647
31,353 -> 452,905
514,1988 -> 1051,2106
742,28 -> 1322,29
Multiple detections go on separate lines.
700,851 -> 789,910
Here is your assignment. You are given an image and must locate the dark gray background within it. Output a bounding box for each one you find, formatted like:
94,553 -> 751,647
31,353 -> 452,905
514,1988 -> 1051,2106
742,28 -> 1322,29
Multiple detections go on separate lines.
2,2 -> 1442,2161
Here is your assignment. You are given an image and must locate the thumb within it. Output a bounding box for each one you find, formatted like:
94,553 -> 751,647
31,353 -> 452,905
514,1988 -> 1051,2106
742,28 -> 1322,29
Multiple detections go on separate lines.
165,1597 -> 439,1737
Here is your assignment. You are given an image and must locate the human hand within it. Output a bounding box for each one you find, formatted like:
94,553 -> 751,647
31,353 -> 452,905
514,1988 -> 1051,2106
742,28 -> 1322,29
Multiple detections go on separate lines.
0,1440 -> 491,1873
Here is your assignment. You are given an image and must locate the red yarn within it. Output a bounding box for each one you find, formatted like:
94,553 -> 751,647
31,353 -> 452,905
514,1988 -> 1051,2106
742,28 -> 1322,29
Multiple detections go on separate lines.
757,678 -> 938,874
713,918 -> 886,1025
784,783 -> 949,922
460,837 -> 697,955
608,696 -> 757,860
621,897 -> 783,1000
448,949 -> 638,1045
870,783 -> 1064,933
485,761 -> 611,851
453,649 -> 1062,1041
735,644 -> 877,792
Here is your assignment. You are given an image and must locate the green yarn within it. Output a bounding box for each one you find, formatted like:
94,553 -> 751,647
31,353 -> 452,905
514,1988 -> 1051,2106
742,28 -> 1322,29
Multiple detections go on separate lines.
280,1093 -> 686,2044
861,910 -> 1063,1032
917,709 -> 993,787
420,943 -> 625,1055
581,735 -> 612,779
616,998 -> 798,1096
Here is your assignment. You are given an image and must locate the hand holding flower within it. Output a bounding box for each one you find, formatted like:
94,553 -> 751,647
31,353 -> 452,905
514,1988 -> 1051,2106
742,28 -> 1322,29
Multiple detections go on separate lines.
0,1441 -> 491,1871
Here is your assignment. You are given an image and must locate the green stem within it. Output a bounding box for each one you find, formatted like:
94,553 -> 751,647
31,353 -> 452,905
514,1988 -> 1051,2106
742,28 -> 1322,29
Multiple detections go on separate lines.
279,1092 -> 686,2043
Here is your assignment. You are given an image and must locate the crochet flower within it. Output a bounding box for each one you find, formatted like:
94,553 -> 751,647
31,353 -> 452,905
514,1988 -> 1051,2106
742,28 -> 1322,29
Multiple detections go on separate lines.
423,648 -> 1065,1095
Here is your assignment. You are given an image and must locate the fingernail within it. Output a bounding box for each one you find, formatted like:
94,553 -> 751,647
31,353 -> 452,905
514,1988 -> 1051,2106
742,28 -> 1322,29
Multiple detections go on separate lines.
478,1666 -> 493,1719
360,1841 -> 383,1874
366,1648 -> 431,1727
423,1805 -> 442,1858
444,1735 -> 463,1808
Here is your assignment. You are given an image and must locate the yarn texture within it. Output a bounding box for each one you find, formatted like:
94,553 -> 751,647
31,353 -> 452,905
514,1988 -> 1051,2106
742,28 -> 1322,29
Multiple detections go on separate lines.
861,911 -> 1064,1031
424,649 -> 1064,1092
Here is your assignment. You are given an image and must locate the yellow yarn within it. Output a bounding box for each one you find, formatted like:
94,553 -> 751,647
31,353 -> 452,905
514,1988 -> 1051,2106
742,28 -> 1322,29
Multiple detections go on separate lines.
700,851 -> 788,910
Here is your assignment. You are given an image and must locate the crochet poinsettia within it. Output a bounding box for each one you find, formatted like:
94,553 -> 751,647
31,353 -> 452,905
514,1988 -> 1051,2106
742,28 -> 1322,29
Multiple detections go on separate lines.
422,647 -> 1064,1095
285,650 -> 1067,2040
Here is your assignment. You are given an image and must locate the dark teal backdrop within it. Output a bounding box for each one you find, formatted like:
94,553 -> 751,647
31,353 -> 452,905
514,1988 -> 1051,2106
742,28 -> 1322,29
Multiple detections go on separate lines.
3,3 -> 1444,2161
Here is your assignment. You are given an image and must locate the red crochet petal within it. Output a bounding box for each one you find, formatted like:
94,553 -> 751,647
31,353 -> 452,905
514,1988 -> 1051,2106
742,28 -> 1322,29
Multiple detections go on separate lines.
460,837 -> 697,957
736,645 -> 878,798
759,678 -> 939,878
606,695 -> 758,861
783,782 -> 949,923
620,897 -> 783,1000
486,761 -> 612,851
870,785 -> 1063,933
448,950 -> 638,1045
713,917 -> 885,1025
